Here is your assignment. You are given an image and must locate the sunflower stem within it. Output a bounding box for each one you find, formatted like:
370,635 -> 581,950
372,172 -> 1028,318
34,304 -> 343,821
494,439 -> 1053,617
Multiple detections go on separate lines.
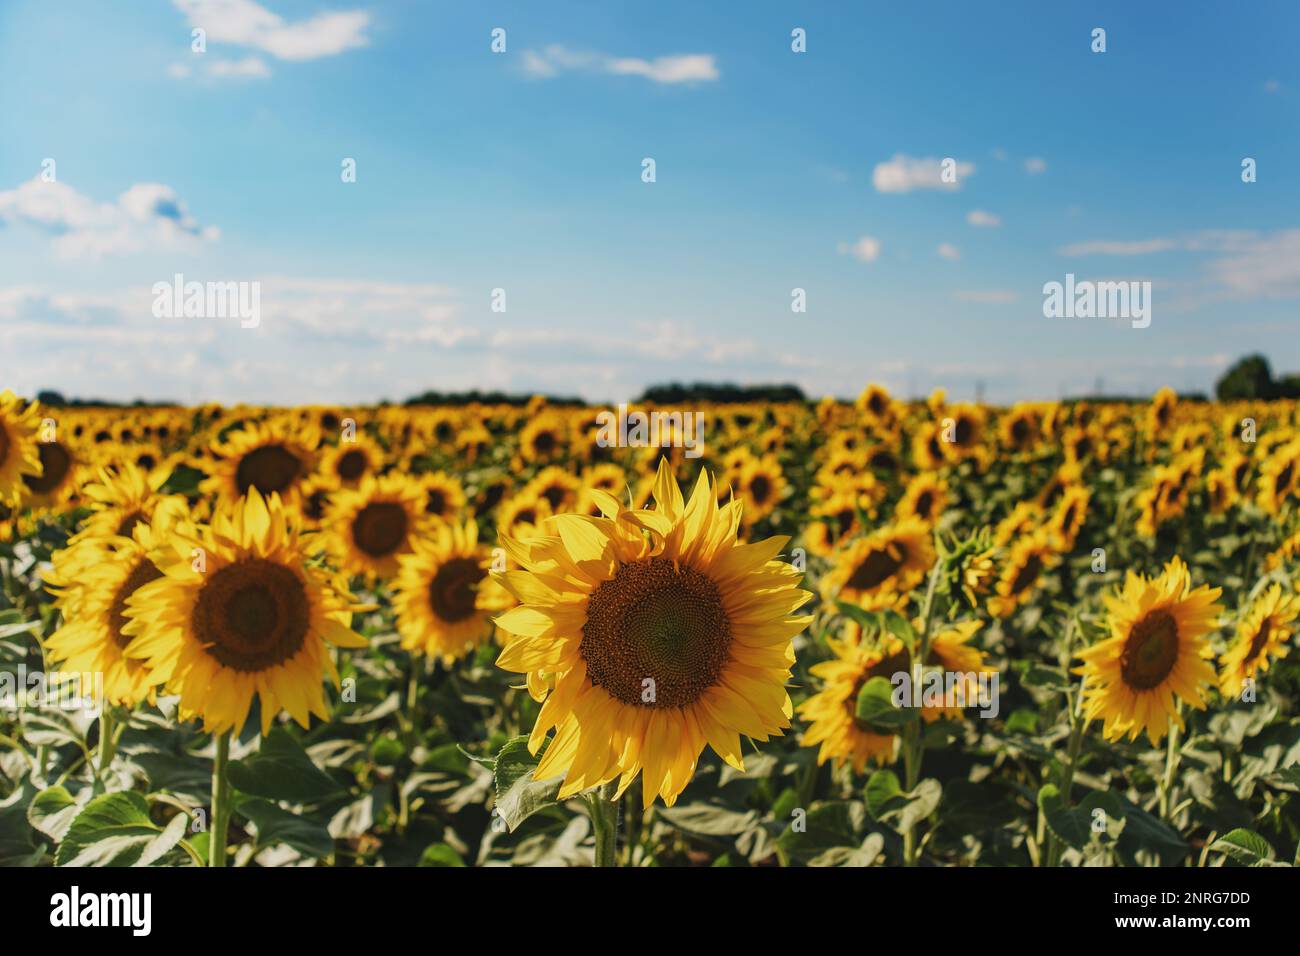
209,732 -> 232,868
1158,707 -> 1182,823
902,556 -> 943,867
588,781 -> 620,867
94,707 -> 115,791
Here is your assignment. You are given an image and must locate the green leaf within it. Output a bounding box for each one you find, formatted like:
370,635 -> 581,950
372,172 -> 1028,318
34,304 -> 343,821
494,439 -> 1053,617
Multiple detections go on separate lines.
418,842 -> 466,867
854,676 -> 916,729
492,736 -> 561,832
227,728 -> 344,804
238,797 -> 334,859
28,786 -> 88,842
1210,829 -> 1275,866
776,801 -> 864,863
864,769 -> 905,821
1038,784 -> 1087,848
835,602 -> 881,632
896,779 -> 942,832
54,792 -> 185,867
658,802 -> 759,837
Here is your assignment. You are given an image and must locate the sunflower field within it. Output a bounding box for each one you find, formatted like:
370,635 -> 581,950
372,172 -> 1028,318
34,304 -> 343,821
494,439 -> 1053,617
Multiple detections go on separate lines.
2,385 -> 1299,870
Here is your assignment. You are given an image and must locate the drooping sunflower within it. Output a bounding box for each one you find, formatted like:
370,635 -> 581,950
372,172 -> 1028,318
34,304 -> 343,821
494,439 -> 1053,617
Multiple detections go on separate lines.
325,474 -> 428,580
123,491 -> 367,735
1256,441 -> 1299,515
202,421 -> 318,511
1218,584 -> 1298,699
1076,556 -> 1222,744
0,390 -> 43,505
44,510 -> 182,707
821,519 -> 934,610
987,531 -> 1059,618
799,620 -> 992,773
493,459 -> 812,806
394,520 -> 511,663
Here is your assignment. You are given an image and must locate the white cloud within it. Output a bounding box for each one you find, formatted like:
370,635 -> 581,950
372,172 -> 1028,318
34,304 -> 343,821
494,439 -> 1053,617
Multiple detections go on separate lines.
172,0 -> 369,62
521,45 -> 719,84
952,290 -> 1018,304
1059,238 -> 1178,256
966,209 -> 1001,228
937,243 -> 961,260
168,56 -> 271,79
1024,157 -> 1047,174
1206,229 -> 1300,299
1265,79 -> 1281,93
872,154 -> 973,193
0,177 -> 217,260
838,236 -> 881,263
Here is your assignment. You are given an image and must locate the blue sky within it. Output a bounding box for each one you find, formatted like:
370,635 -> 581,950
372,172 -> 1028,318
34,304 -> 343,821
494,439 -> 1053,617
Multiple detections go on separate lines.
1,0 -> 1298,405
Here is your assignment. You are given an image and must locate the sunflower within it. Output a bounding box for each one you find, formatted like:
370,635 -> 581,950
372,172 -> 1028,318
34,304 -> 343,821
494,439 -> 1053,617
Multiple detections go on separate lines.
855,383 -> 896,426
821,519 -> 934,610
493,459 -> 812,806
524,466 -> 583,514
325,474 -> 428,580
1046,484 -> 1090,552
895,473 -> 947,526
394,520 -> 511,663
940,404 -> 987,465
804,491 -> 866,557
518,413 -> 569,464
987,531 -> 1059,618
320,437 -> 384,488
911,423 -> 947,471
44,510 -> 182,707
122,491 -> 366,734
738,456 -> 786,525
202,421 -> 318,510
0,391 -> 44,505
420,471 -> 468,522
1218,584 -> 1298,698
998,404 -> 1041,453
994,501 -> 1043,547
798,620 -> 991,772
22,432 -> 85,512
1256,441 -> 1299,515
1076,557 -> 1222,744
496,490 -> 554,541
73,463 -> 180,545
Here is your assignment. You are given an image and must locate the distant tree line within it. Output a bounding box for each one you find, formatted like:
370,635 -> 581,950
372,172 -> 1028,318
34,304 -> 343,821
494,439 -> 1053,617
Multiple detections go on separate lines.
1215,355 -> 1300,401
635,382 -> 807,404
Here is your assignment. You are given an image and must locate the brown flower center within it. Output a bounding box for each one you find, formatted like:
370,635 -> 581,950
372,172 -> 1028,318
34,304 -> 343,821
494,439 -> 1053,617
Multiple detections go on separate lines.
428,557 -> 486,623
23,441 -> 72,495
335,449 -> 368,482
846,543 -> 906,592
352,501 -> 409,557
1120,609 -> 1179,690
109,559 -> 164,649
193,559 -> 310,671
1009,555 -> 1043,595
1245,618 -> 1272,665
234,444 -> 302,497
581,557 -> 731,709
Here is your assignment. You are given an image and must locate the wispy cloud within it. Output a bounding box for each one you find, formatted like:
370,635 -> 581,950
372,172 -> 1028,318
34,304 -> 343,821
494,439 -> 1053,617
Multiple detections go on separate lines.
172,0 -> 369,62
966,209 -> 1001,228
837,236 -> 881,263
937,243 -> 961,260
873,154 -> 973,193
1024,156 -> 1047,174
0,177 -> 217,260
168,56 -> 271,80
521,45 -> 719,84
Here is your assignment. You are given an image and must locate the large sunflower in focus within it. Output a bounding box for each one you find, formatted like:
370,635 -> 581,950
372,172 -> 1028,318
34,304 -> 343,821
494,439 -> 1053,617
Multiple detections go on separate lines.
394,520 -> 511,663
821,519 -> 934,611
1076,557 -> 1222,744
1218,584 -> 1297,698
202,421 -> 318,510
123,491 -> 367,735
0,391 -> 42,505
493,459 -> 812,806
